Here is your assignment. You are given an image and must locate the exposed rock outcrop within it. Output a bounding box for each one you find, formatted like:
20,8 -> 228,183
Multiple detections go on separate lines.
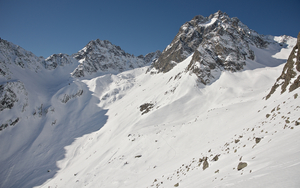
148,11 -> 283,85
71,39 -> 160,78
150,11 -> 264,76
266,32 -> 300,99
60,90 -> 83,103
43,53 -> 76,70
0,81 -> 28,112
140,50 -> 162,65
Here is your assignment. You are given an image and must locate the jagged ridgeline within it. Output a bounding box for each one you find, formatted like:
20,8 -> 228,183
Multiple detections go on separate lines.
149,10 -> 268,84
72,39 -> 161,78
0,37 -> 161,132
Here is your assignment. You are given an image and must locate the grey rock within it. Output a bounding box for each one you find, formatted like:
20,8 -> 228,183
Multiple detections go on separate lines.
266,32 -> 300,99
0,81 -> 28,112
144,50 -> 162,64
202,157 -> 209,170
149,11 -> 274,86
212,154 -> 220,161
150,11 -> 264,75
255,137 -> 262,144
71,39 -> 158,78
43,53 -> 75,70
237,162 -> 247,171
61,90 -> 84,103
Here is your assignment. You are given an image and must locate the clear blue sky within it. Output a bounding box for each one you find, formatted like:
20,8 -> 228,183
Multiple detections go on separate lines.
1,0 -> 299,58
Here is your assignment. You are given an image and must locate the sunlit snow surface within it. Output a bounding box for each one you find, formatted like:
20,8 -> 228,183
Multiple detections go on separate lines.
0,36 -> 299,188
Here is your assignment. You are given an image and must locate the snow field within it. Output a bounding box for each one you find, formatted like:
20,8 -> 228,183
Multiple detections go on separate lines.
0,35 -> 298,188
41,43 -> 299,187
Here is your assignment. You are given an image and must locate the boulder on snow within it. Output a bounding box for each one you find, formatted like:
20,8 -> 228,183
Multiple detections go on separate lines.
237,162 -> 247,171
140,102 -> 154,115
202,157 -> 209,170
255,137 -> 262,144
212,154 -> 220,161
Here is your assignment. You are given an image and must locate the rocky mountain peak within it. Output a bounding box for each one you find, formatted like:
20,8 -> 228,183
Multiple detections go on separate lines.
149,11 -> 267,80
73,39 -> 130,62
71,39 -> 155,78
189,11 -> 229,27
208,10 -> 229,20
266,32 -> 300,99
147,11 -> 284,85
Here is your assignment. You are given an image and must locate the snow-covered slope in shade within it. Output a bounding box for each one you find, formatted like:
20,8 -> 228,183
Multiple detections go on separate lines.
0,37 -> 160,132
0,39 -> 106,188
0,39 -> 43,80
0,39 -> 79,132
0,37 -> 159,188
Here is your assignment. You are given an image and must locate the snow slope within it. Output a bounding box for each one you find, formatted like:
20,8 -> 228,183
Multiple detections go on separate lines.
35,39 -> 299,188
0,28 -> 299,188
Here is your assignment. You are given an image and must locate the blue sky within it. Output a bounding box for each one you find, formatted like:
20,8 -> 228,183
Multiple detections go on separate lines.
1,0 -> 299,58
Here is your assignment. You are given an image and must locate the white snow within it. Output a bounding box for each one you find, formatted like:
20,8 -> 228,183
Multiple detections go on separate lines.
36,58 -> 300,188
198,18 -> 218,27
247,41 -> 288,69
272,35 -> 297,59
0,36 -> 299,188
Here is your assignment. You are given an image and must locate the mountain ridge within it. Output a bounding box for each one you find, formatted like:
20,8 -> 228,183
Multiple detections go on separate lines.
147,11 -> 293,87
150,11 -> 264,73
71,39 -> 161,78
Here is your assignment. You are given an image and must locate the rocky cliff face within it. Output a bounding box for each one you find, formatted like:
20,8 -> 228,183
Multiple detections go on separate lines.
139,50 -> 162,65
71,39 -> 161,78
43,53 -> 76,70
266,32 -> 300,99
0,81 -> 28,131
149,11 -> 270,84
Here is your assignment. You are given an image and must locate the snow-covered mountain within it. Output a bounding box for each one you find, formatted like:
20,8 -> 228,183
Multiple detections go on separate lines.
72,39 -> 161,78
0,11 -> 299,188
149,11 -> 292,85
